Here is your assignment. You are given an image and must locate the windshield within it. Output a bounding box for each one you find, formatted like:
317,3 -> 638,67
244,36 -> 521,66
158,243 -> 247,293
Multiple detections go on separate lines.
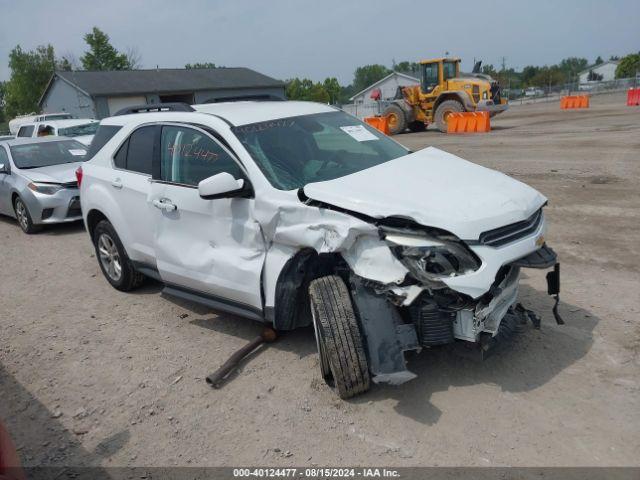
10,140 -> 88,169
232,111 -> 408,190
58,122 -> 99,137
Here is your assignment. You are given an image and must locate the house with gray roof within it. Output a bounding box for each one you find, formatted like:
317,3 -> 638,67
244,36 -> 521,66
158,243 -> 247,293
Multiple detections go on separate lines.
38,67 -> 286,119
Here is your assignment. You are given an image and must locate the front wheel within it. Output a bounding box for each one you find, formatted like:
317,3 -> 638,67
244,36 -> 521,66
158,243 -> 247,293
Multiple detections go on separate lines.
383,103 -> 407,135
309,275 -> 370,399
93,220 -> 145,291
14,197 -> 40,234
434,99 -> 464,133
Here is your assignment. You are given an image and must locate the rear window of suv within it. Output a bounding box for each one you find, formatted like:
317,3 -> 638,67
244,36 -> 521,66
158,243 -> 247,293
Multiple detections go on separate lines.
85,125 -> 121,160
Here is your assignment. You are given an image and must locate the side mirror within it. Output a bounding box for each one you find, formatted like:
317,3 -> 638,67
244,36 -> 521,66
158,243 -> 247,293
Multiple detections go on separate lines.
198,172 -> 252,200
0,163 -> 8,174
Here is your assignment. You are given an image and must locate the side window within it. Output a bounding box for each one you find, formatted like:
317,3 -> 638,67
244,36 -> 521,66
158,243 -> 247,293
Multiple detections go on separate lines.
0,147 -> 9,169
113,138 -> 129,169
17,125 -> 35,137
122,126 -> 155,175
422,63 -> 439,92
160,126 -> 244,186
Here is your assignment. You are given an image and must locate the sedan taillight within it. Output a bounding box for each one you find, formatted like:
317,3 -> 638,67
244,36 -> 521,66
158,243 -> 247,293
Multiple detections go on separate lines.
75,166 -> 83,187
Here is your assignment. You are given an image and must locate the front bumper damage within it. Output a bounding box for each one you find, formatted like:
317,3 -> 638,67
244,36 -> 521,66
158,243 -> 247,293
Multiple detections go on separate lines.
349,243 -> 562,386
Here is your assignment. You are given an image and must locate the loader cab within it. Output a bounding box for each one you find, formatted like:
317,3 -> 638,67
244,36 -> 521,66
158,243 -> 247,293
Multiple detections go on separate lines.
420,58 -> 460,94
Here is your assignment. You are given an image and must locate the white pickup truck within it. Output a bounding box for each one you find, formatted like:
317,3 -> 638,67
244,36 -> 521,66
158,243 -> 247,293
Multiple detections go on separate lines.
15,119 -> 99,146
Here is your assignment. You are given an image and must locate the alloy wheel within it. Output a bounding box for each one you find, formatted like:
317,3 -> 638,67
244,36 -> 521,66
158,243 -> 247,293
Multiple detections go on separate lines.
15,199 -> 29,231
97,233 -> 122,282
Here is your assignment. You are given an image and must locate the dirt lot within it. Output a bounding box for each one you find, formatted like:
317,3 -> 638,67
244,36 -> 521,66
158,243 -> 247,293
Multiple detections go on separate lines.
1,92 -> 639,468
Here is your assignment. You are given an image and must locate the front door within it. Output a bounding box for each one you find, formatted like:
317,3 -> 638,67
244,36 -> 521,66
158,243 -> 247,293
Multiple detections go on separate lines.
150,124 -> 265,311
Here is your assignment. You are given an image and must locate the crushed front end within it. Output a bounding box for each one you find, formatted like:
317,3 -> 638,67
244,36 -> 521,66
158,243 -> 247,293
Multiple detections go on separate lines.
344,209 -> 562,385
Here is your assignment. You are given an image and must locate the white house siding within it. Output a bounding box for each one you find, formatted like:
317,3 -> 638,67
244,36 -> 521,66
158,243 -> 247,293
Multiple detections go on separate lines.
40,79 -> 96,119
351,73 -> 419,105
579,62 -> 619,83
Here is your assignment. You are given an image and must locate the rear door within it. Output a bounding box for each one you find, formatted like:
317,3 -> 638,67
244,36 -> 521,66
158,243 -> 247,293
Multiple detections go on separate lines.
149,124 -> 265,311
109,125 -> 159,265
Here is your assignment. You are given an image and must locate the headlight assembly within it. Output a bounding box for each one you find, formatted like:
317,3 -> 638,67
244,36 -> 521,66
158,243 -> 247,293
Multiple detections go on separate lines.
27,182 -> 63,195
384,230 -> 481,286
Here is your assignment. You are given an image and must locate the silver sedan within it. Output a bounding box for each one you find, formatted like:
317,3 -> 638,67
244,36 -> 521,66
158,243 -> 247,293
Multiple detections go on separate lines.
0,137 -> 88,233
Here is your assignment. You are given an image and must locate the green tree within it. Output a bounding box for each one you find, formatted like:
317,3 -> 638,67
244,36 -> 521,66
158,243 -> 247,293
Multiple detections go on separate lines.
81,27 -> 132,71
521,65 -> 540,85
529,65 -> 565,88
185,62 -> 217,69
615,52 -> 640,78
285,78 -> 331,103
322,77 -> 341,104
4,45 -> 57,117
394,61 -> 420,75
482,64 -> 498,77
594,56 -> 604,65
559,57 -> 588,82
609,55 -> 620,61
352,64 -> 391,92
0,81 -> 6,127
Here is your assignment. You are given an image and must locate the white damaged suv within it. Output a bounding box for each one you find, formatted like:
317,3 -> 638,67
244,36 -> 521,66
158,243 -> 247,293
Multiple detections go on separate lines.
79,101 -> 561,398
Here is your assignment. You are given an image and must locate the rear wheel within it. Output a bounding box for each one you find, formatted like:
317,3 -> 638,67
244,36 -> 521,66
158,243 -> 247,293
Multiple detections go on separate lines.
93,220 -> 145,291
13,197 -> 40,234
383,103 -> 407,135
309,275 -> 370,399
434,99 -> 464,132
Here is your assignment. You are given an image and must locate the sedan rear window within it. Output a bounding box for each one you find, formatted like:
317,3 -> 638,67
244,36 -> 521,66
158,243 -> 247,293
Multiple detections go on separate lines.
10,140 -> 88,169
232,111 -> 408,190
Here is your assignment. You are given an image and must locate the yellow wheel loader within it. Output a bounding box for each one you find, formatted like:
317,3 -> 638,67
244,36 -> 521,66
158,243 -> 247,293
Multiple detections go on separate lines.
383,58 -> 508,134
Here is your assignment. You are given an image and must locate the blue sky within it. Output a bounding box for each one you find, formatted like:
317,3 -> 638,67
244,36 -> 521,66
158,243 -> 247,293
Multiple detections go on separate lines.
0,0 -> 638,84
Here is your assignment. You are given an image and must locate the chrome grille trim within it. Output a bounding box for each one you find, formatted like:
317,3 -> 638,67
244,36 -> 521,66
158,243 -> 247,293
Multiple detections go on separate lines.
479,209 -> 543,247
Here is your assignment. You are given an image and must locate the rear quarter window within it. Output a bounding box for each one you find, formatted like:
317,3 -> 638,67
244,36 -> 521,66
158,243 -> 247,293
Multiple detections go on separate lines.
85,125 -> 122,160
17,125 -> 35,137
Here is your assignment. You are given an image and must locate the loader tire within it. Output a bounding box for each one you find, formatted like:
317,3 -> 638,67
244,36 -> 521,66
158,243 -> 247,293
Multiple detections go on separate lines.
383,103 -> 407,135
309,275 -> 370,399
435,99 -> 464,133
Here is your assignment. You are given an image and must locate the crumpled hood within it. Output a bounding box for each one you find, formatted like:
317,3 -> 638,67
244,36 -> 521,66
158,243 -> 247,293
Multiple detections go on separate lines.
20,162 -> 82,184
303,147 -> 546,240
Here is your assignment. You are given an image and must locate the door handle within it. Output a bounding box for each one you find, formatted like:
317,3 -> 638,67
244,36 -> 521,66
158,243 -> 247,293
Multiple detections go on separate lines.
152,198 -> 177,211
111,179 -> 123,189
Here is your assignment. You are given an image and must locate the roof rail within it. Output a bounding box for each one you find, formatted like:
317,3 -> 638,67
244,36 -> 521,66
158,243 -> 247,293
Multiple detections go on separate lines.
113,103 -> 195,116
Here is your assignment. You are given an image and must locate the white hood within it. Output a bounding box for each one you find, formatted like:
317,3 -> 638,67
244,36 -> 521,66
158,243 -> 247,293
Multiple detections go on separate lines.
303,147 -> 546,240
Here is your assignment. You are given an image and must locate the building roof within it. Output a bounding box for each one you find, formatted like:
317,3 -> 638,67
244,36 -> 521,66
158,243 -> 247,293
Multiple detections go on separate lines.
40,67 -> 285,104
578,60 -> 620,75
349,71 -> 419,101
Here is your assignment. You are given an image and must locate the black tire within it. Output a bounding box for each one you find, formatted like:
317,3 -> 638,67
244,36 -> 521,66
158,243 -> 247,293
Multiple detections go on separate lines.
408,121 -> 426,132
13,196 -> 41,234
93,219 -> 145,291
383,103 -> 407,135
309,275 -> 370,399
434,99 -> 464,133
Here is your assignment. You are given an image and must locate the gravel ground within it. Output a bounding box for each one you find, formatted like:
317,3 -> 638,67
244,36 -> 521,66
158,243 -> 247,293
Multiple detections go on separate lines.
1,92 -> 638,468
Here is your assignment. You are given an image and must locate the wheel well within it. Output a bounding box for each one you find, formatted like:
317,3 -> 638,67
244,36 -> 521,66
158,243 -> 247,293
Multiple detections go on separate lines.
272,249 -> 347,331
86,209 -> 109,240
434,92 -> 468,112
